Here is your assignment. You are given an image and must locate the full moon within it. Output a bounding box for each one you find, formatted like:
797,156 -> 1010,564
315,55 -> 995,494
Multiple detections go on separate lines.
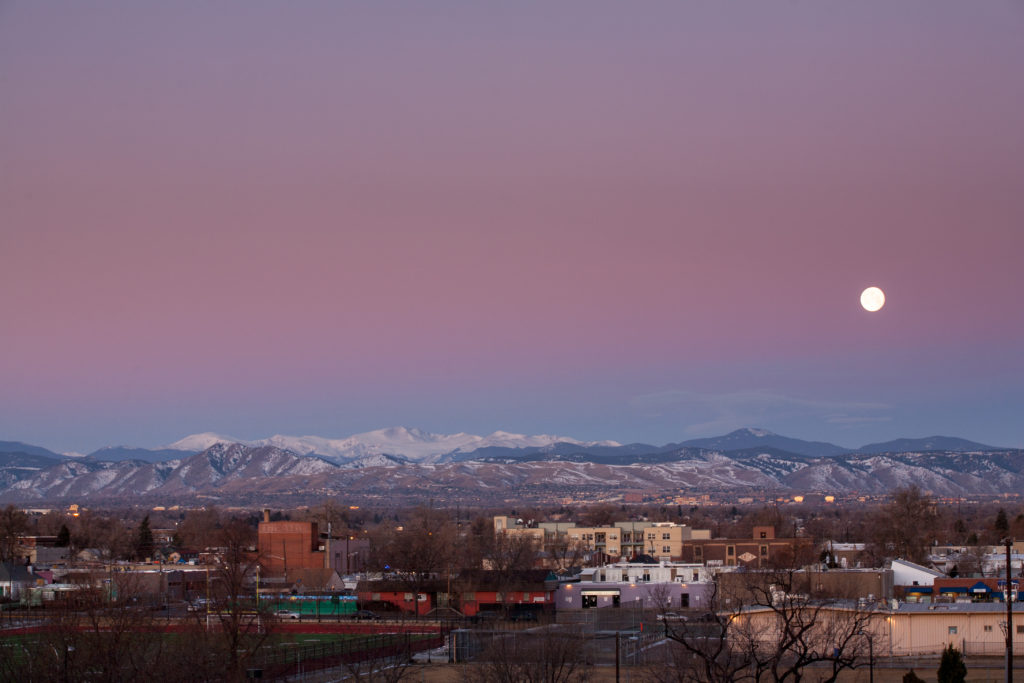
860,286 -> 885,312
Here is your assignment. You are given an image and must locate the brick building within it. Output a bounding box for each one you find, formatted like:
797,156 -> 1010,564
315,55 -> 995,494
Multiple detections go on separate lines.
257,510 -> 369,577
680,526 -> 811,568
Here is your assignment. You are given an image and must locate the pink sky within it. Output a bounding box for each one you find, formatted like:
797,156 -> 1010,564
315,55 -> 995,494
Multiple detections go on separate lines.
2,1 -> 1023,453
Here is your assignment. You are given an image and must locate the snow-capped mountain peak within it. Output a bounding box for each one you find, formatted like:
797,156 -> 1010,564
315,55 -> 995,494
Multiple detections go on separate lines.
164,432 -> 244,452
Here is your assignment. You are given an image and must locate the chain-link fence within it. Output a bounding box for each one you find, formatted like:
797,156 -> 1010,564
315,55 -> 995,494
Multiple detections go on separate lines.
247,631 -> 444,680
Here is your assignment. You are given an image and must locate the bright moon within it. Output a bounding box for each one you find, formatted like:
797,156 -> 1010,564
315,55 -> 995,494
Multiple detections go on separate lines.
860,286 -> 885,312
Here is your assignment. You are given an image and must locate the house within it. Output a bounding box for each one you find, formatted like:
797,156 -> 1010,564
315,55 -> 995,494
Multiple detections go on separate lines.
0,563 -> 45,601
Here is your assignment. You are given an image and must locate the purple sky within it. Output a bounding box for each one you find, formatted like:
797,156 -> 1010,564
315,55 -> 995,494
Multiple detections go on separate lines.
3,1 -> 1024,454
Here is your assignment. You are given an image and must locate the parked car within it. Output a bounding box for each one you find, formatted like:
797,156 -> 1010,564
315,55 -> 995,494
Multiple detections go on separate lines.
187,599 -> 210,612
353,610 -> 381,620
275,610 -> 301,620
509,610 -> 539,622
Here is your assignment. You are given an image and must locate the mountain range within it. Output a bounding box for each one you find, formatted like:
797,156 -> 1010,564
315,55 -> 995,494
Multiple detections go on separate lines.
0,428 -> 1015,505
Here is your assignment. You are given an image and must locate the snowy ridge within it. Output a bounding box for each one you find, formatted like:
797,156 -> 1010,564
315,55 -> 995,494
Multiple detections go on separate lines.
3,441 -> 1024,504
165,426 -> 620,464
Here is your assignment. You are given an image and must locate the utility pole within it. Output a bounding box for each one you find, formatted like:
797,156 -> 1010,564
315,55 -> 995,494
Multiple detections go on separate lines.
1007,537 -> 1014,683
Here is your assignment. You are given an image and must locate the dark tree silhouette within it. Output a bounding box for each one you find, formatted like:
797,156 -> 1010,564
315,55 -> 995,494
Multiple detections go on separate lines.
937,644 -> 967,683
134,515 -> 155,560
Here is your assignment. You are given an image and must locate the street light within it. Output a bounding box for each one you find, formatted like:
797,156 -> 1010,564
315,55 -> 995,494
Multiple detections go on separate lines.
859,630 -> 874,683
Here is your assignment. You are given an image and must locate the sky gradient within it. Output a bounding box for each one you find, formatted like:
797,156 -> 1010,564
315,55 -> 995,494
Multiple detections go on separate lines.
3,1 -> 1024,454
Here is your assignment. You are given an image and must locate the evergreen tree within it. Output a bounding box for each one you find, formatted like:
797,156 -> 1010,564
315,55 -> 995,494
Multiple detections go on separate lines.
134,515 -> 155,561
995,508 -> 1010,537
56,524 -> 71,548
903,670 -> 925,683
937,643 -> 967,683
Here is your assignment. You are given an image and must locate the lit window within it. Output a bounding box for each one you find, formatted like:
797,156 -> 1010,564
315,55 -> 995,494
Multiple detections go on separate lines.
948,626 -> 958,635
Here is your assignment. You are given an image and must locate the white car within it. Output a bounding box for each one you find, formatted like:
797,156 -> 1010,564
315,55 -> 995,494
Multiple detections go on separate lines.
657,612 -> 687,622
275,610 -> 301,620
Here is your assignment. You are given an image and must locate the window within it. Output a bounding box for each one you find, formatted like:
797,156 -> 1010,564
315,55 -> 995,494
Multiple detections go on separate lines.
662,545 -> 671,553
760,545 -> 769,557
727,546 -> 735,556
694,546 -> 703,558
759,531 -> 767,539
464,592 -> 475,601
692,572 -> 699,581
648,533 -> 656,540
985,625 -> 993,632
1017,625 -> 1024,635
948,626 -> 958,635
662,533 -> 671,540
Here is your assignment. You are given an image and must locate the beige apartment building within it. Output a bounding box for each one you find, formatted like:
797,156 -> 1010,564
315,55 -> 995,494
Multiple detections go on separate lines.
493,516 -> 710,561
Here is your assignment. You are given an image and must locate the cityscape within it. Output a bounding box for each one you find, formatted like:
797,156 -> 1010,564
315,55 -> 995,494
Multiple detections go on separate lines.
3,1 -> 1024,681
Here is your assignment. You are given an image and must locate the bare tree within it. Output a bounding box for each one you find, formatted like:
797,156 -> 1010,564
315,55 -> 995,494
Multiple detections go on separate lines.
0,576 -> 201,683
546,535 -> 588,573
652,567 -> 877,683
0,504 -> 28,562
69,510 -> 133,561
202,517 -> 270,680
176,506 -> 223,550
469,628 -> 588,683
370,506 -> 456,616
868,485 -> 938,564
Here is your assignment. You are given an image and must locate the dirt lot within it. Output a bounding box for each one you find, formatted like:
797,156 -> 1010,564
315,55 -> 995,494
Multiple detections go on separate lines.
401,658 -> 1019,682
